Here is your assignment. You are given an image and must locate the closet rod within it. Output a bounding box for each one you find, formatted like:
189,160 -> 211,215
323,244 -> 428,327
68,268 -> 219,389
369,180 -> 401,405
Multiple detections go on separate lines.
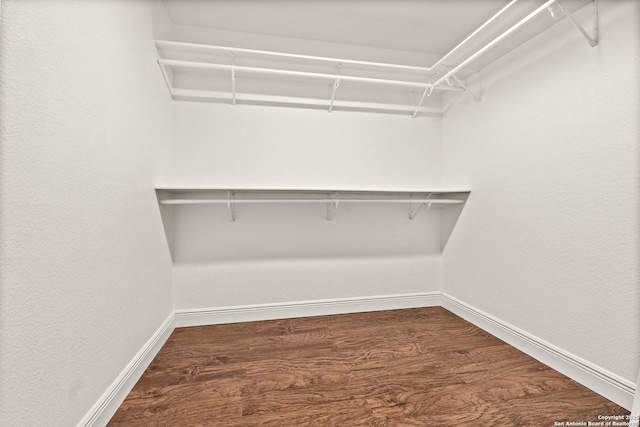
158,59 -> 464,92
156,40 -> 432,73
159,199 -> 464,205
435,0 -> 558,87
169,88 -> 442,115
156,0 -> 517,74
429,0 -> 518,71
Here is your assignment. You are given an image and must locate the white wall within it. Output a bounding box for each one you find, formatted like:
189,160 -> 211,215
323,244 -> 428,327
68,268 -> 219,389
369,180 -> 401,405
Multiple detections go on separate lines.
165,101 -> 442,189
442,0 -> 639,391
164,102 -> 446,309
0,1 -> 174,425
174,256 -> 441,310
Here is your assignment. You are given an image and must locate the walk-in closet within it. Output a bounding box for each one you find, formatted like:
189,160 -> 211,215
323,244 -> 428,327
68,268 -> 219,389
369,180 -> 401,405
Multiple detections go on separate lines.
1,1 -> 638,425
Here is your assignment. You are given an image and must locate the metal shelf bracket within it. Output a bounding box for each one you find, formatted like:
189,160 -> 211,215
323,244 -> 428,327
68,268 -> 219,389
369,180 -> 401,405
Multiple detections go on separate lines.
557,0 -> 599,47
409,203 -> 425,220
452,75 -> 481,102
409,193 -> 433,220
412,83 -> 434,118
326,192 -> 339,221
329,64 -> 342,113
231,53 -> 237,105
228,191 -> 236,221
409,202 -> 433,220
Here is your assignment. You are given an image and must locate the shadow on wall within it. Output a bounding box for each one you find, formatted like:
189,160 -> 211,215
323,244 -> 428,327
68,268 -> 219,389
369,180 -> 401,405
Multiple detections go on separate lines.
157,201 -> 467,263
440,200 -> 467,251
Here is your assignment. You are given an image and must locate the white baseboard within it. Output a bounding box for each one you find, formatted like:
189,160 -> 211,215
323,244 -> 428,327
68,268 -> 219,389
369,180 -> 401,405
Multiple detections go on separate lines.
441,293 -> 636,410
633,369 -> 640,425
77,312 -> 176,427
174,292 -> 441,327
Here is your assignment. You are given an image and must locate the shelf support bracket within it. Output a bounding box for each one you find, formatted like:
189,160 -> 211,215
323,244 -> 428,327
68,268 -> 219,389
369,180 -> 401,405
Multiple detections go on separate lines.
547,4 -> 561,20
412,83 -> 434,118
409,193 -> 433,220
329,64 -> 342,113
228,191 -> 236,222
452,75 -> 480,102
409,202 -> 433,220
231,53 -> 237,105
326,192 -> 339,221
157,58 -> 175,97
409,203 -> 426,220
557,0 -> 598,47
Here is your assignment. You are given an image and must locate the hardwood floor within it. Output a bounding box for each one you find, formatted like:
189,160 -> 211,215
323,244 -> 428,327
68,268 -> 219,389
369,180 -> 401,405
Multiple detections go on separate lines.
109,307 -> 628,426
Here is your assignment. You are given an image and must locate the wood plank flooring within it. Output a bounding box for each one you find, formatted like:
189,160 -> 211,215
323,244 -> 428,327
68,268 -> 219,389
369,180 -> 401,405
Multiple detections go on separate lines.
109,307 -> 628,426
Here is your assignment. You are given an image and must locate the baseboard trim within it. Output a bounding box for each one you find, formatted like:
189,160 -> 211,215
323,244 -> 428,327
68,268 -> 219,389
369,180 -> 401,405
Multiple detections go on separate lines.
77,312 -> 176,427
174,292 -> 441,327
441,293 -> 635,410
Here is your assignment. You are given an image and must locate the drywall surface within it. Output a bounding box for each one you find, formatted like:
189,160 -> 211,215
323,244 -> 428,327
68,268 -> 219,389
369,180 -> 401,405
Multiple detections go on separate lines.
0,1 -> 174,425
442,0 -> 639,388
165,101 -> 442,189
172,199 -> 442,262
165,101 -> 445,310
174,255 -> 441,310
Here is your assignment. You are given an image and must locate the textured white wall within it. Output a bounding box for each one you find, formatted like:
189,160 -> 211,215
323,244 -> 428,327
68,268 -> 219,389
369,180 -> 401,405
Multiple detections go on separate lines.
164,102 -> 442,189
172,202 -> 441,262
0,1 -> 174,425
166,102 -> 445,309
174,255 -> 441,310
442,0 -> 639,384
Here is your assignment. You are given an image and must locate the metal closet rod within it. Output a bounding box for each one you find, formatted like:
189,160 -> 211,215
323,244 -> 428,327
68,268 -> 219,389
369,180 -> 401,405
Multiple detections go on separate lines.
155,0 -> 519,74
159,198 -> 464,205
157,58 -> 464,92
168,88 -> 442,115
156,40 -> 431,73
434,0 -> 558,86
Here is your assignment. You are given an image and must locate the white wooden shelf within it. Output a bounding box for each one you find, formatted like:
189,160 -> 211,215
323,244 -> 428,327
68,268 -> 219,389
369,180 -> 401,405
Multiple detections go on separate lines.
156,187 -> 470,221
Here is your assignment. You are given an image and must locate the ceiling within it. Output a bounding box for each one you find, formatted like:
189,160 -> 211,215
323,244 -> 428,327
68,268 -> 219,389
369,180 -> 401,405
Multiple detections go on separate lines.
161,0 -> 512,55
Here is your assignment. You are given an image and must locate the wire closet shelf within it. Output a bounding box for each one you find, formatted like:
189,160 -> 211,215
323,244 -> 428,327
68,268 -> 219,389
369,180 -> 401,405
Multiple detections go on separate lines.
155,0 -> 598,116
155,188 -> 471,221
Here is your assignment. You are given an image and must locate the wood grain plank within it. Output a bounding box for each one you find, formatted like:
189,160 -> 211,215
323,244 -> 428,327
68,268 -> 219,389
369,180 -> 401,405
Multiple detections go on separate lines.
108,307 -> 628,426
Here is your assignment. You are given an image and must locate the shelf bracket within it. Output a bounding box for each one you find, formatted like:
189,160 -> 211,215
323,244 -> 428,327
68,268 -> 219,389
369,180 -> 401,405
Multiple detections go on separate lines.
231,53 -> 237,105
228,191 -> 236,222
452,75 -> 480,102
157,58 -> 175,97
412,83 -> 434,118
557,0 -> 598,47
409,203 -> 425,220
326,192 -> 339,221
409,193 -> 433,220
329,64 -> 342,113
409,202 -> 433,220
